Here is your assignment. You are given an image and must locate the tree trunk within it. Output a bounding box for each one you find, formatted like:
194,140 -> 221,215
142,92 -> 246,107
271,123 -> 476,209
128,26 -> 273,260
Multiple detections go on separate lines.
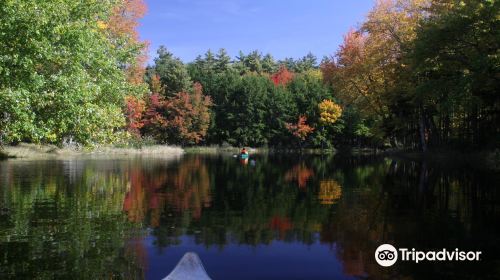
419,110 -> 428,152
417,161 -> 429,208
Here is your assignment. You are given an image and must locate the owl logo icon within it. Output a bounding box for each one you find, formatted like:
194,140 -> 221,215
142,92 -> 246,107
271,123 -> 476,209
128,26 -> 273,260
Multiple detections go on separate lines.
375,244 -> 398,267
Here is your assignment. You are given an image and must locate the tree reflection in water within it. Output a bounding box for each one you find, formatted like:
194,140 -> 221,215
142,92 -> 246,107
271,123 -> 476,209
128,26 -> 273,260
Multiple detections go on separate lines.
0,155 -> 499,279
284,163 -> 314,189
0,159 -> 147,279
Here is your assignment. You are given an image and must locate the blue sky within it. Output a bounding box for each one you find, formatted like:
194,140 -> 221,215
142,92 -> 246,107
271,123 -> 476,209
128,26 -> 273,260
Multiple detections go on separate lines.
138,0 -> 374,63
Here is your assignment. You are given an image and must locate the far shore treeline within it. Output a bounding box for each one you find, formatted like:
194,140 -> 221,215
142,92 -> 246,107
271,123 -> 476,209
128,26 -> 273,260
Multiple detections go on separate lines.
0,0 -> 498,151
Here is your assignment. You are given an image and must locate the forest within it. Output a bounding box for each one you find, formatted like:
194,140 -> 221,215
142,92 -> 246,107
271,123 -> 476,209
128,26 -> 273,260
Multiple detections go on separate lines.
0,0 -> 498,151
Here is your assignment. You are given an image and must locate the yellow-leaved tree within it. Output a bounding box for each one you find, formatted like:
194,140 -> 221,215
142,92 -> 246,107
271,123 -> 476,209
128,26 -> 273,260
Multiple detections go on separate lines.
319,99 -> 342,125
317,99 -> 342,149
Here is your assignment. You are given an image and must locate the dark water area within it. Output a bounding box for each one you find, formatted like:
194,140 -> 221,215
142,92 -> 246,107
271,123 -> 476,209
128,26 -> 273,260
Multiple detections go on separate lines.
0,154 -> 499,279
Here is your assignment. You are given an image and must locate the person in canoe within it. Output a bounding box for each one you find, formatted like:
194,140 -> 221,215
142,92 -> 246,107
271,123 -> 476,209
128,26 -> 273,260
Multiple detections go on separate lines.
239,148 -> 249,165
239,148 -> 249,161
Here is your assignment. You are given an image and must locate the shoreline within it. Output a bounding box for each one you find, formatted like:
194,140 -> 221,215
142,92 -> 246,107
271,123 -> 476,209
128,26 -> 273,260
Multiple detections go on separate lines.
1,144 -> 498,169
384,149 -> 500,171
0,143 -> 184,159
184,146 -> 337,155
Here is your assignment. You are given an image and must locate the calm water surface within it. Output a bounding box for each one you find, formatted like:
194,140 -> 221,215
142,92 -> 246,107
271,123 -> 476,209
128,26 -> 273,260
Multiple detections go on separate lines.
0,154 -> 499,279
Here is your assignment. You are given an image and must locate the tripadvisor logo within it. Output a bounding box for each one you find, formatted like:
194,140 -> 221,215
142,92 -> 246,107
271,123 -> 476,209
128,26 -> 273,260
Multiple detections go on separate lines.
375,244 -> 482,267
375,244 -> 398,267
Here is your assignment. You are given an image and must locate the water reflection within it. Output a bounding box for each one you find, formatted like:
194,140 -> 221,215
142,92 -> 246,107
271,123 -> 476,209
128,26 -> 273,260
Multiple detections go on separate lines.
0,155 -> 499,279
0,159 -> 145,279
284,163 -> 314,189
318,179 -> 342,205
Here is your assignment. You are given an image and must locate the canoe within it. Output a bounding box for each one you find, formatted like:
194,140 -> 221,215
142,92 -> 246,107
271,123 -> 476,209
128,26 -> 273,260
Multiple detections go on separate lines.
163,252 -> 212,280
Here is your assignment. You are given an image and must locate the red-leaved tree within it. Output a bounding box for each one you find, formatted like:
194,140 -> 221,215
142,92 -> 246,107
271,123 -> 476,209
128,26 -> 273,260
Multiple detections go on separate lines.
270,65 -> 294,86
142,83 -> 212,144
125,96 -> 145,137
143,93 -> 166,126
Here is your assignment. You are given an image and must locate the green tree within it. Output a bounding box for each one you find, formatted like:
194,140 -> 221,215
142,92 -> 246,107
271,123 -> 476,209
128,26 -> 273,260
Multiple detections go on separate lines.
224,75 -> 270,146
409,0 -> 500,149
153,46 -> 192,96
0,0 -> 145,145
278,57 -> 297,72
262,53 -> 278,73
295,52 -> 317,72
215,48 -> 231,72
265,84 -> 296,145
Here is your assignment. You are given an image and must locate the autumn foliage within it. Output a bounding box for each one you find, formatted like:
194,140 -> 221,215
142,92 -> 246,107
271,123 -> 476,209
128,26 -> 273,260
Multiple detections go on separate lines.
284,163 -> 314,189
125,96 -> 145,136
321,29 -> 367,104
270,65 -> 294,86
285,115 -> 314,141
127,47 -> 150,85
142,82 -> 212,144
318,180 -> 342,205
150,74 -> 163,95
123,158 -> 212,226
164,158 -> 212,219
108,0 -> 147,40
318,99 -> 342,125
337,29 -> 365,67
164,83 -> 213,144
123,168 -> 168,224
107,0 -> 151,139
107,0 -> 149,84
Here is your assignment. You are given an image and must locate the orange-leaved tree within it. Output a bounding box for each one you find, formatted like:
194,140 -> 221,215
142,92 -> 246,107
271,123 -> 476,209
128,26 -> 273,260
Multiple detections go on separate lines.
105,0 -> 150,139
106,0 -> 149,84
125,96 -> 145,137
321,29 -> 367,108
286,115 -> 314,148
164,83 -> 212,144
149,74 -> 163,95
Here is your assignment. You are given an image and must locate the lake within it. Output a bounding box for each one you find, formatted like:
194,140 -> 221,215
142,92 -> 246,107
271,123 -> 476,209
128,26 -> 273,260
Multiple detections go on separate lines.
0,154 -> 499,279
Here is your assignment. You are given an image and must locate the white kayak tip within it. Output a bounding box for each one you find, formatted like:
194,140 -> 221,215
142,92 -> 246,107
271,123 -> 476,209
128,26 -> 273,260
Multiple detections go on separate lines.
163,252 -> 212,280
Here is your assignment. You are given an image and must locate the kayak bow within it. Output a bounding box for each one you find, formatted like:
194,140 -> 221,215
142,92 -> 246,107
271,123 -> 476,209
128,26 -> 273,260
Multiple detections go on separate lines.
163,252 -> 212,280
